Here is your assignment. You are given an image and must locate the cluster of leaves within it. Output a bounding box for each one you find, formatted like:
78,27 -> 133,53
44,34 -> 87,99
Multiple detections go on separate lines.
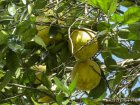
0,0 -> 140,104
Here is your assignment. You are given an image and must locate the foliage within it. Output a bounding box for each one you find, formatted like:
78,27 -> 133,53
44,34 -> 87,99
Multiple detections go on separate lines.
0,0 -> 140,104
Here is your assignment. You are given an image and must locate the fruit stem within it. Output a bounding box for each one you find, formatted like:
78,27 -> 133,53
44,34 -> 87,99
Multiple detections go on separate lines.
68,19 -> 79,54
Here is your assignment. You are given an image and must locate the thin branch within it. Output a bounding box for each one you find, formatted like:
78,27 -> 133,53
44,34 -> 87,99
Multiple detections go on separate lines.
7,83 -> 56,102
102,98 -> 140,104
0,93 -> 23,103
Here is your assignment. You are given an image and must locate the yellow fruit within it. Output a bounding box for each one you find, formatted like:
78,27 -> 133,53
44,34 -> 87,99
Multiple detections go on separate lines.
36,25 -> 63,45
34,72 -> 44,84
38,96 -> 53,103
71,60 -> 101,90
36,25 -> 51,45
51,33 -> 63,43
32,65 -> 46,72
32,65 -> 46,84
69,29 -> 98,60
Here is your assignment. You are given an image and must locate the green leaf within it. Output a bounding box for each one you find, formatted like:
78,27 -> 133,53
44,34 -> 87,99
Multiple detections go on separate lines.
59,45 -> 71,62
28,4 -> 33,14
108,0 -> 117,16
8,3 -> 16,16
108,39 -> 131,59
0,70 -> 13,91
111,13 -> 124,23
49,42 -> 65,53
54,76 -> 70,95
132,41 -> 140,51
113,71 -> 123,87
48,25 -> 61,38
122,7 -> 140,25
21,24 -> 37,43
111,45 -> 130,59
89,76 -> 107,99
15,21 -> 30,35
22,69 -> 35,84
8,40 -> 24,52
26,54 -> 40,67
15,68 -> 21,79
130,87 -> 140,98
82,98 -> 102,105
34,0 -> 47,9
120,1 -> 135,7
6,50 -> 19,71
68,73 -> 78,93
118,29 -> 131,39
56,3 -> 69,13
72,101 -> 76,105
22,0 -> 26,5
45,53 -> 57,73
0,70 -> 4,79
87,0 -> 112,14
97,21 -> 110,31
15,21 -> 37,43
128,22 -> 140,38
34,35 -> 46,48
56,93 -> 64,104
101,52 -> 117,69
0,30 -> 9,45
132,41 -> 140,59
118,29 -> 140,40
31,97 -> 40,105
0,50 -> 19,91
41,73 -> 52,89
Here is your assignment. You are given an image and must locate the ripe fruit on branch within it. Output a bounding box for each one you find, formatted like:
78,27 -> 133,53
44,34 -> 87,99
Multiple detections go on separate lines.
33,65 -> 46,72
32,65 -> 47,84
33,65 -> 46,84
71,60 -> 101,90
36,25 -> 63,45
36,25 -> 51,45
69,28 -> 98,60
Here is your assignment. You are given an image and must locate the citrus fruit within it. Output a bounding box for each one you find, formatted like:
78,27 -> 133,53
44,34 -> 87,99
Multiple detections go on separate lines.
36,25 -> 51,45
32,65 -> 46,72
32,65 -> 46,84
69,29 -> 98,60
71,60 -> 101,90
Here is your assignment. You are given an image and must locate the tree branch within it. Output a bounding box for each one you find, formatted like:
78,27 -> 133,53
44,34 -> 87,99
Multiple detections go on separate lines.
102,98 -> 140,104
101,58 -> 140,70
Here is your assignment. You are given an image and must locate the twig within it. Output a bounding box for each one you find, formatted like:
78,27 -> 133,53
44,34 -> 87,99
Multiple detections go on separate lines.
0,93 -> 23,102
102,98 -> 140,104
7,83 -> 56,102
68,19 -> 79,54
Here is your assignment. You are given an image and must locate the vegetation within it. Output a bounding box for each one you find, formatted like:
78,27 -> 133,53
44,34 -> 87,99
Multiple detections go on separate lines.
0,0 -> 140,104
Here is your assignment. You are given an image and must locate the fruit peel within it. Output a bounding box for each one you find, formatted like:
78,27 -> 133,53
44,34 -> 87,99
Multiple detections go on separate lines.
71,60 -> 101,91
69,29 -> 98,61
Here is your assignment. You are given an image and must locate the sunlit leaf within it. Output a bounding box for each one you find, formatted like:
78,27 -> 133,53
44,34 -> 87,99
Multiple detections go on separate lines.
0,70 -> 13,91
111,13 -> 124,23
68,73 -> 78,93
87,0 -> 112,14
34,35 -> 46,48
22,0 -> 26,5
108,0 -> 118,16
54,76 -> 70,95
122,7 -> 140,24
8,3 -> 16,16
28,4 -> 33,14
0,30 -> 9,45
